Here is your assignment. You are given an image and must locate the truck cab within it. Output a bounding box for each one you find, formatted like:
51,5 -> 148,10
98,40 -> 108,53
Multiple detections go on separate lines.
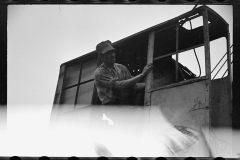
50,5 -> 232,157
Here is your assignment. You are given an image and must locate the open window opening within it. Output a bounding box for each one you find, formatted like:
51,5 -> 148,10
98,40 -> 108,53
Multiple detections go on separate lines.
113,33 -> 149,106
115,33 -> 148,77
181,15 -> 210,30
152,15 -> 207,90
172,46 -> 206,78
152,48 -> 204,89
210,37 -> 231,80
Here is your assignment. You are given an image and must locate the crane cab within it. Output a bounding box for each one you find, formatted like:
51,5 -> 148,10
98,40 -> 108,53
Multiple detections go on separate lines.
51,6 -> 232,157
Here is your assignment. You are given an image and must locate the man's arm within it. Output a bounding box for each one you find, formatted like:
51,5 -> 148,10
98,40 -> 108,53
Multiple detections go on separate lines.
113,63 -> 153,90
113,73 -> 145,90
132,83 -> 145,91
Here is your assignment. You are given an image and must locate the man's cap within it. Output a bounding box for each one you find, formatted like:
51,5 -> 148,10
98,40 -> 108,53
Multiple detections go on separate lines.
96,40 -> 116,55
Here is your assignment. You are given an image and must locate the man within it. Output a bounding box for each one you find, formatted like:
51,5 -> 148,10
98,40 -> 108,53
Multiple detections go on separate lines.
94,40 -> 153,106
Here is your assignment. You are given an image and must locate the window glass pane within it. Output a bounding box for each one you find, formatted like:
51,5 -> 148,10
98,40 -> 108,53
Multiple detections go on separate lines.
61,87 -> 77,105
80,58 -> 97,82
64,62 -> 81,88
76,81 -> 94,106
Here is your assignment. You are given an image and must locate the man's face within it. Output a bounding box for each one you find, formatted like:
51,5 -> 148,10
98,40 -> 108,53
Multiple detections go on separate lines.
102,50 -> 116,64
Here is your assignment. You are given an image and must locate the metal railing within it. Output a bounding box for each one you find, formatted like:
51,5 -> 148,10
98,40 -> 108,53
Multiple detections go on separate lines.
211,45 -> 233,80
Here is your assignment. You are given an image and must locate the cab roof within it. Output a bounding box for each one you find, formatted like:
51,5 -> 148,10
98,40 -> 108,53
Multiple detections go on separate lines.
62,5 -> 228,66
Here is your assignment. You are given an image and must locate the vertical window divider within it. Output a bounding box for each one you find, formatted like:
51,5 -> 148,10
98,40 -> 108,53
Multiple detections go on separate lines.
74,61 -> 83,107
175,23 -> 179,82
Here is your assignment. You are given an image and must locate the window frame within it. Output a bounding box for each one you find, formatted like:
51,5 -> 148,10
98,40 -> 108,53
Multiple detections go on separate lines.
60,55 -> 97,107
150,14 -> 208,92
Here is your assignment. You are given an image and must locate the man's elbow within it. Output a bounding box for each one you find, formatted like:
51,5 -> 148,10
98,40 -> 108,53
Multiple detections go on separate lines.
113,81 -> 128,90
133,83 -> 145,91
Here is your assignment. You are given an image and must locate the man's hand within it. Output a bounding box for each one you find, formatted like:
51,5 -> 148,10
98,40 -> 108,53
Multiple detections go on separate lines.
142,63 -> 153,77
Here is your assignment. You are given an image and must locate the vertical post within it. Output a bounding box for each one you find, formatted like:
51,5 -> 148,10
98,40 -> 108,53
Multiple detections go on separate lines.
226,28 -> 233,129
203,8 -> 211,80
175,24 -> 179,82
50,64 -> 66,128
0,5 -> 7,132
232,4 -> 240,130
53,64 -> 67,105
202,6 -> 212,156
227,30 -> 232,83
144,31 -> 155,107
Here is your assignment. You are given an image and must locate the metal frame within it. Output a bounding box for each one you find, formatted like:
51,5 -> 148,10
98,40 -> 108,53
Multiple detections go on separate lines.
150,76 -> 207,93
53,64 -> 66,105
211,45 -> 233,78
226,27 -> 233,124
150,9 -> 208,92
50,6 -> 232,133
179,13 -> 201,26
144,31 -> 155,107
227,29 -> 232,82
202,7 -> 212,152
146,6 -> 220,105
54,6 -> 230,109
153,42 -> 205,61
203,7 -> 211,81
175,23 -> 179,83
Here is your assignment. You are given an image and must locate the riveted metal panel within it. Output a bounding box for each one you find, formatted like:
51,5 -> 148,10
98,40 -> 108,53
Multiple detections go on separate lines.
211,77 -> 232,128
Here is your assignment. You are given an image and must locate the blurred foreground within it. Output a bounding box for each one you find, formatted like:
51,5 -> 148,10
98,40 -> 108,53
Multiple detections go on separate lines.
1,105 -> 239,157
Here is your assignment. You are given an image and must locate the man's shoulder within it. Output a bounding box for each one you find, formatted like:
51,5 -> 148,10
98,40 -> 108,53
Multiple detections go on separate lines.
115,63 -> 127,70
94,63 -> 128,75
94,63 -> 107,76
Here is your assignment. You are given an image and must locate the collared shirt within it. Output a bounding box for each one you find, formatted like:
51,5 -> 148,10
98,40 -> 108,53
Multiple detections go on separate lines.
94,63 -> 133,104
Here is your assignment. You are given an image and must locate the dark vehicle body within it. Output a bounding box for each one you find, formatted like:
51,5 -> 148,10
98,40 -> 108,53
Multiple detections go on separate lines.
50,6 -> 233,157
